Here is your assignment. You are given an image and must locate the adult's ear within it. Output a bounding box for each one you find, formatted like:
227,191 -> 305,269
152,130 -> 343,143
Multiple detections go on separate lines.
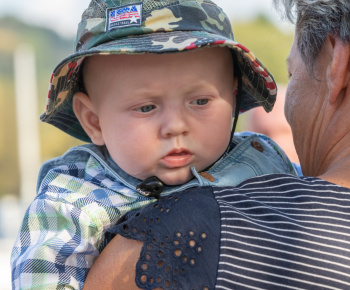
73,92 -> 105,145
326,35 -> 350,104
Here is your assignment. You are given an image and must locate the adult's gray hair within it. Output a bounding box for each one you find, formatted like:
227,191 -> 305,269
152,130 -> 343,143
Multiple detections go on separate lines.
273,0 -> 350,72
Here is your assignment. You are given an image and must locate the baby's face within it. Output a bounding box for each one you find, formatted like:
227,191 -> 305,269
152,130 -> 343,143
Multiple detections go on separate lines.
80,47 -> 236,185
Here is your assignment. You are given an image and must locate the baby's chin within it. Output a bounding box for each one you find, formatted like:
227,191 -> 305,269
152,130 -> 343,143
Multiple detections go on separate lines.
156,171 -> 194,186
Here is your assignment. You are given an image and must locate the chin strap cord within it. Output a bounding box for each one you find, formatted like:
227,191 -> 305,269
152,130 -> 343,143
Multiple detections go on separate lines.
231,53 -> 243,141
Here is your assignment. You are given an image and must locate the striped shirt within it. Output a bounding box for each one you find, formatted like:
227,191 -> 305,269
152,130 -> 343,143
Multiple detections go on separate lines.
215,174 -> 350,289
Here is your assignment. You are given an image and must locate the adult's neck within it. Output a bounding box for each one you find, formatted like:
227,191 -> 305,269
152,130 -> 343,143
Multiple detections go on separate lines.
317,155 -> 350,188
300,91 -> 350,188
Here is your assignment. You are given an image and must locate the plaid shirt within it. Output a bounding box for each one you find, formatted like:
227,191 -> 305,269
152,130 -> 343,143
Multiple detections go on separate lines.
11,146 -> 156,289
11,133 -> 299,289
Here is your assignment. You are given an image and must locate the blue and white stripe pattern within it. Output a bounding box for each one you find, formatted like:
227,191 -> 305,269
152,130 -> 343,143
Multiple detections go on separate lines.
214,174 -> 350,289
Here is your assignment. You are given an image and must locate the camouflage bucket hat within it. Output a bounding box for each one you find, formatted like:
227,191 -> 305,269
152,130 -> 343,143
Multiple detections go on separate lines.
41,0 -> 277,142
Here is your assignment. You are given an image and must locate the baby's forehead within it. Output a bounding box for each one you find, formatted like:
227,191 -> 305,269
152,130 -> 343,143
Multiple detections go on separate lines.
84,46 -> 231,68
82,47 -> 233,103
82,47 -> 232,89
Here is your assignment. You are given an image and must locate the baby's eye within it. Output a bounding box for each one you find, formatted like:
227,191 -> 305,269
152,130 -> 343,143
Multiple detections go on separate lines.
193,98 -> 209,106
136,104 -> 156,113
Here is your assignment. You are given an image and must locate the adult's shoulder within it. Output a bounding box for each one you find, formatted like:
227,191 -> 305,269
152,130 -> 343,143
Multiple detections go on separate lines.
238,173 -> 349,188
214,173 -> 350,199
214,173 -> 350,289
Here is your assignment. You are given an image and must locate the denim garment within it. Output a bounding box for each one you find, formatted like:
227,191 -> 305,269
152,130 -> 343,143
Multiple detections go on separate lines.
37,132 -> 297,196
12,132 -> 298,290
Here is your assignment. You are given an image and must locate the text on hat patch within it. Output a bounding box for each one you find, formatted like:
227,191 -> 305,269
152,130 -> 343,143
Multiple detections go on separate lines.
106,3 -> 143,32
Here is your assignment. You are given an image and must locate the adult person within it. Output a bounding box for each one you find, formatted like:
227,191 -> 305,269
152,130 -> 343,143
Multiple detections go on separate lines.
84,0 -> 350,289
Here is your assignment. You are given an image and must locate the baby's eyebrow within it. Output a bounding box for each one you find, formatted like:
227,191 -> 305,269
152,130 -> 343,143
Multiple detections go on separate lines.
182,81 -> 217,92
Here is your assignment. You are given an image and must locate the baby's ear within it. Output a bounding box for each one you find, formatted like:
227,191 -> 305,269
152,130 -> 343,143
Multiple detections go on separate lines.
73,92 -> 105,145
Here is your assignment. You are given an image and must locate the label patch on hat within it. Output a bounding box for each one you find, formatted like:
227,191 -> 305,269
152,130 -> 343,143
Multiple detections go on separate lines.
106,3 -> 143,32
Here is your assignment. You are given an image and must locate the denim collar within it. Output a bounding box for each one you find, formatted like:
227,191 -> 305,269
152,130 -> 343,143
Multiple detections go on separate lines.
47,132 -> 296,197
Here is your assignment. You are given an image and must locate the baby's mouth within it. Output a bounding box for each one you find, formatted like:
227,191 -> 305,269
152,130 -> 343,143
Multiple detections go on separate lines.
169,151 -> 190,156
161,148 -> 193,168
166,148 -> 192,157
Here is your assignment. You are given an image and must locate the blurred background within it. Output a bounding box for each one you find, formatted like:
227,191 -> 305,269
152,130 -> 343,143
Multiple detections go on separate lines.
0,0 -> 296,288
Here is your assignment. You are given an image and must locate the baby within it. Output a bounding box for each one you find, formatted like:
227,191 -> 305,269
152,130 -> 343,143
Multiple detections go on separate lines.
11,0 -> 298,289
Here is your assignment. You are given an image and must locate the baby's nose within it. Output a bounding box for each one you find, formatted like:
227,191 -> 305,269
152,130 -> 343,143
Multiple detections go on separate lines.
160,110 -> 189,137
